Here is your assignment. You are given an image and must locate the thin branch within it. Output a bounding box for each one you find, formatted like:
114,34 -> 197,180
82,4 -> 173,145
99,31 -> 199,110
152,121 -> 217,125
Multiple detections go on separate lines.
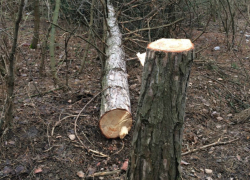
47,21 -> 107,57
182,138 -> 239,156
123,17 -> 184,35
85,170 -> 121,179
74,87 -> 110,157
192,15 -> 212,43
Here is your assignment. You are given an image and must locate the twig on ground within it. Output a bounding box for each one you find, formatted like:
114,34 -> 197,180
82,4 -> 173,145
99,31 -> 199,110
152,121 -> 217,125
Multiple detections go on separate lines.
72,144 -> 108,158
85,170 -> 121,179
20,87 -> 63,101
112,140 -> 124,156
182,138 -> 239,156
51,114 -> 87,136
74,87 -> 109,157
89,149 -> 109,158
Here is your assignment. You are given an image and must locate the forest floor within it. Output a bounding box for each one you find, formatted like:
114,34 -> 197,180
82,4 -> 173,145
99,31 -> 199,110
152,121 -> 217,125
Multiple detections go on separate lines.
0,17 -> 250,180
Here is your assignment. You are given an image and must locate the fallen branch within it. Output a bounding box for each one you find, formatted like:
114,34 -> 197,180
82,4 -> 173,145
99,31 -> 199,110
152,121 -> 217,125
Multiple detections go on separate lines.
112,140 -> 124,155
74,87 -> 109,157
30,87 -> 62,98
85,170 -> 121,179
51,114 -> 87,136
182,138 -> 239,156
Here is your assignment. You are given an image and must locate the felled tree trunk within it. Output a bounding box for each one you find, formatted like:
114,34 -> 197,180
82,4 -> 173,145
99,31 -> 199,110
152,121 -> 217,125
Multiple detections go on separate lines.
99,1 -> 132,139
127,38 -> 194,180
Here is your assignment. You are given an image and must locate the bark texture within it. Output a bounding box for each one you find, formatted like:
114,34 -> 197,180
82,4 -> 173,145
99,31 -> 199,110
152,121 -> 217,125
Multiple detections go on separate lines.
99,1 -> 132,139
0,0 -> 25,134
127,39 -> 194,180
30,0 -> 40,49
49,0 -> 60,84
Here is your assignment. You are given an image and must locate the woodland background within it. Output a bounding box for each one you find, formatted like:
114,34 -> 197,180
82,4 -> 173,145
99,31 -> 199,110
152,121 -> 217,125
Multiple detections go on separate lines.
0,0 -> 250,179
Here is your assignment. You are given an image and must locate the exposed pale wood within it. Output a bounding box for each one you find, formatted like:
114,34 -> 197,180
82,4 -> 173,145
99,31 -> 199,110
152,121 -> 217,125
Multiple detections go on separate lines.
147,38 -> 194,52
127,38 -> 194,180
99,1 -> 132,139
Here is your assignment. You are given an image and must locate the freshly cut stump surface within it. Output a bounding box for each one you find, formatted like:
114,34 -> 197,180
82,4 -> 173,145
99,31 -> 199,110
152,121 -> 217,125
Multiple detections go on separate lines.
147,38 -> 194,52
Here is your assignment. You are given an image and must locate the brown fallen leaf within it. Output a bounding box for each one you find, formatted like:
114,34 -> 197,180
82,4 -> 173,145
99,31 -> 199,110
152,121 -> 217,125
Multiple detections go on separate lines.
121,159 -> 128,171
34,167 -> 42,174
77,171 -> 85,178
236,154 -> 241,161
96,162 -> 101,166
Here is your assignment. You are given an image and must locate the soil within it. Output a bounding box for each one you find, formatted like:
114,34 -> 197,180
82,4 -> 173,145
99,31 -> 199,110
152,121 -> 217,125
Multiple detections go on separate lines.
0,17 -> 250,180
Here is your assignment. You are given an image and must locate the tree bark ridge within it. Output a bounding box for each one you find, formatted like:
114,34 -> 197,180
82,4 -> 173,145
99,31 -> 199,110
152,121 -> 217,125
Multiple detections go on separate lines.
127,38 -> 194,180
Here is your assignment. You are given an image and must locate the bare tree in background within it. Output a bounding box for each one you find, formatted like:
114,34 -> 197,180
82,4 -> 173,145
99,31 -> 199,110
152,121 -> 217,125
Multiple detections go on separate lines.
49,0 -> 61,85
30,0 -> 40,49
0,0 -> 25,135
79,0 -> 96,73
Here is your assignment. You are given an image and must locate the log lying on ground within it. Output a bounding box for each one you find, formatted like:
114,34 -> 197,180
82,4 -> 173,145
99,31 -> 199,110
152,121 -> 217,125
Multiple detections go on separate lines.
127,38 -> 194,179
99,1 -> 132,139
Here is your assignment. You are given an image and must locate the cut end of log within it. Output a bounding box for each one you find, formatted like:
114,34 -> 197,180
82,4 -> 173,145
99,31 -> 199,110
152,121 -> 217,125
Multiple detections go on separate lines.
147,38 -> 194,53
99,109 -> 132,139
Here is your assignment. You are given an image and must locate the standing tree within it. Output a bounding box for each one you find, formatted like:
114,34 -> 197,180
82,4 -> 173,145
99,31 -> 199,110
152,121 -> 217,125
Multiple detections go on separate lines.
49,0 -> 60,85
30,0 -> 40,49
79,0 -> 96,73
127,39 -> 194,180
0,0 -> 25,135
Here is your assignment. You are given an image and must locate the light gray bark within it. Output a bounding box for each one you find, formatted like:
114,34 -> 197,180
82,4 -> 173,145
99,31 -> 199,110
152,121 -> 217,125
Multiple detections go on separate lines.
99,1 -> 132,139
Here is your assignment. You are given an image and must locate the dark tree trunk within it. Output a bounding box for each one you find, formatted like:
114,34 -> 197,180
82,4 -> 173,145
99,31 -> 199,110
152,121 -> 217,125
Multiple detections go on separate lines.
0,0 -> 25,135
30,0 -> 40,49
127,39 -> 194,180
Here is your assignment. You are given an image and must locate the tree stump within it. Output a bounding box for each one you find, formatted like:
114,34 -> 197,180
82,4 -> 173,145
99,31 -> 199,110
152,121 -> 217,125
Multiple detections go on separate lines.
127,38 -> 194,180
99,1 -> 132,139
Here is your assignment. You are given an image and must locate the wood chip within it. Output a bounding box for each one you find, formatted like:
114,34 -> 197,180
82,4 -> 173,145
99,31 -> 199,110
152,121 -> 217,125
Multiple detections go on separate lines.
77,171 -> 85,178
216,117 -> 223,121
205,169 -> 213,174
68,134 -> 76,140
